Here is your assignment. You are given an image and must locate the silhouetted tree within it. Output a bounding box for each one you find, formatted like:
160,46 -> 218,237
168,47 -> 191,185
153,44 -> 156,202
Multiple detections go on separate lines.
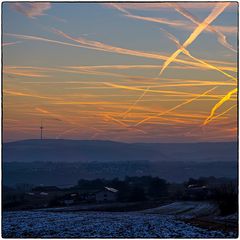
148,178 -> 168,199
213,183 -> 237,216
128,186 -> 146,202
185,177 -> 207,187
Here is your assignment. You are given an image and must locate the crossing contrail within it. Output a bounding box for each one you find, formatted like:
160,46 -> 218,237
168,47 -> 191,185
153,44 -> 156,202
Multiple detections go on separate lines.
203,88 -> 237,125
159,2 -> 230,76
134,87 -> 217,127
170,3 -> 236,53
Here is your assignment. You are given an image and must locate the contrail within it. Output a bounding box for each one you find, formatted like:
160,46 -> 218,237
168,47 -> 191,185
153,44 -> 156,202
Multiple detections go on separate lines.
121,87 -> 151,118
120,42 -> 236,117
170,3 -> 236,53
66,64 -> 236,72
134,87 -> 217,127
4,89 -> 60,100
159,2 -> 230,76
203,88 -> 237,125
205,104 -> 237,124
3,66 -> 49,78
120,3 -> 231,119
44,118 -> 62,122
158,27 -> 237,126
110,3 -> 130,14
6,32 -> 234,71
55,121 -> 104,139
104,82 -> 220,98
159,28 -> 237,82
109,3 -> 237,35
125,12 -> 188,28
35,107 -> 75,124
5,64 -> 236,86
104,82 -> 229,100
55,127 -> 78,139
53,29 -> 235,71
2,41 -> 21,46
105,114 -> 146,134
4,32 -> 104,51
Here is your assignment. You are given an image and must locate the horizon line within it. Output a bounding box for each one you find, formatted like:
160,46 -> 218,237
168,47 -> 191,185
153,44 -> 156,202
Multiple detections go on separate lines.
3,138 -> 238,144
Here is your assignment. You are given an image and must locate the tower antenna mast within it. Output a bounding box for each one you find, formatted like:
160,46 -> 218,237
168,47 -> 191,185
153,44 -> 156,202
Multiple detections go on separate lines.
40,120 -> 44,140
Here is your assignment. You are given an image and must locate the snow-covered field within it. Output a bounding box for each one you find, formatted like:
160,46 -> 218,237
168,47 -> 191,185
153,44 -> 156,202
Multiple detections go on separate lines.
2,211 -> 236,238
143,201 -> 218,218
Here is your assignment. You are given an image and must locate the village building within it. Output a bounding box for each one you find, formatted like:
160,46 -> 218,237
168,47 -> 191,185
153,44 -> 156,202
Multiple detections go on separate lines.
95,187 -> 118,202
185,184 -> 211,200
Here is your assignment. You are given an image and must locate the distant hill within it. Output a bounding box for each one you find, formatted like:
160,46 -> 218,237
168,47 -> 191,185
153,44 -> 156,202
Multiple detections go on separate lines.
3,160 -> 237,186
3,139 -> 237,163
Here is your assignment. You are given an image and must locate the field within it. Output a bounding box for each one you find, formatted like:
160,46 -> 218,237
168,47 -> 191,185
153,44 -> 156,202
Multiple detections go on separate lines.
2,210 -> 236,238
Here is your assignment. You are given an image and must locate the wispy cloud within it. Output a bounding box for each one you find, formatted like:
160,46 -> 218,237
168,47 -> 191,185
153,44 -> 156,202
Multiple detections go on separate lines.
49,14 -> 67,23
2,41 -> 21,47
10,2 -> 51,18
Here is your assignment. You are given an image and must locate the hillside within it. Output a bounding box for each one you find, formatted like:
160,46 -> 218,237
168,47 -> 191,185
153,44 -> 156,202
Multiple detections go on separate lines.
3,139 -> 237,163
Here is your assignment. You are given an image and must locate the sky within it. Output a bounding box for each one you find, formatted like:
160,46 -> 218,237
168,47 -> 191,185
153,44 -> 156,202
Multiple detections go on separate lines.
2,2 -> 238,143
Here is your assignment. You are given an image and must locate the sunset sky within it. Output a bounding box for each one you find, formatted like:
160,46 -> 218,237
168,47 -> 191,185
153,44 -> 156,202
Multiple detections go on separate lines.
3,2 -> 238,143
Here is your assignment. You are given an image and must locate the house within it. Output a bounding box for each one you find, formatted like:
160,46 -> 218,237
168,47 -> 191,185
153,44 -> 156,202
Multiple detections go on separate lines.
185,184 -> 211,200
30,186 -> 62,200
58,192 -> 80,206
81,192 -> 96,202
95,187 -> 118,202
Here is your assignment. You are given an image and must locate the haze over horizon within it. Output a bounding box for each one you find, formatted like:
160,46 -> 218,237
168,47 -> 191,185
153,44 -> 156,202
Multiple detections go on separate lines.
3,2 -> 237,143
3,138 -> 238,144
